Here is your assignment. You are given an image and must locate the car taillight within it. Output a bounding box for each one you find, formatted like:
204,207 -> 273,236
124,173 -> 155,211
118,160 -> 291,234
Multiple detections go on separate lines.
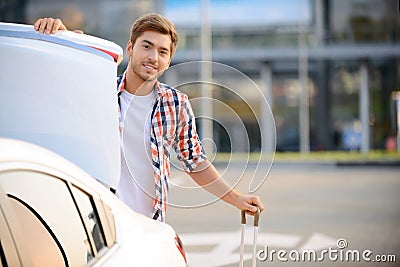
90,46 -> 122,63
175,234 -> 187,263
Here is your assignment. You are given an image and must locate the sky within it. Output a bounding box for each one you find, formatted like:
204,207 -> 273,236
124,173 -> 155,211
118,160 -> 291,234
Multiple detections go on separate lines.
164,0 -> 311,27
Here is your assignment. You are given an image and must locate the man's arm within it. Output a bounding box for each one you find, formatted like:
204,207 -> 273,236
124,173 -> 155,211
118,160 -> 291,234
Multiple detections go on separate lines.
188,160 -> 264,215
174,95 -> 264,215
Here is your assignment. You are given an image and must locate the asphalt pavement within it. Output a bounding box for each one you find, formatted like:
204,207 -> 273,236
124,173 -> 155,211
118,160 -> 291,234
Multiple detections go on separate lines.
166,161 -> 400,267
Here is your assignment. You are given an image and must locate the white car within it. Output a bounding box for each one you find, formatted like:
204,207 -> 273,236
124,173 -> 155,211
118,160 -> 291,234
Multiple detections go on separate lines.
0,23 -> 186,266
0,138 -> 186,266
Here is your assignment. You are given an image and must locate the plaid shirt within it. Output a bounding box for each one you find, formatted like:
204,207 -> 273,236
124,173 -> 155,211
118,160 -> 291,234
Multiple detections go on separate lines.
117,70 -> 207,221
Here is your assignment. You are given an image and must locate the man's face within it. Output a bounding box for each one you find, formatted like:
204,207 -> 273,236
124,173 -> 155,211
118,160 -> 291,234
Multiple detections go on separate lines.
127,31 -> 172,84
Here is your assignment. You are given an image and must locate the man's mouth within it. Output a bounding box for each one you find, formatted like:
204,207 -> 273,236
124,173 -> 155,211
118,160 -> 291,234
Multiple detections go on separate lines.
143,64 -> 157,71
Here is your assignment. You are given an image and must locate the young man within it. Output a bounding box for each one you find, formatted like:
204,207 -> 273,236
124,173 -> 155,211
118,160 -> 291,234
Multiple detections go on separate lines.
34,14 -> 264,222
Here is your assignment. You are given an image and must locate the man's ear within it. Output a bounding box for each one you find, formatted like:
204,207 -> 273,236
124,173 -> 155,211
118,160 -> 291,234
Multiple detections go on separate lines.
126,40 -> 132,56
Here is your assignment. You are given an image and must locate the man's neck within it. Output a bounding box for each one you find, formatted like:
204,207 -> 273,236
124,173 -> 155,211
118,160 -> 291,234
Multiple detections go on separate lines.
125,71 -> 156,96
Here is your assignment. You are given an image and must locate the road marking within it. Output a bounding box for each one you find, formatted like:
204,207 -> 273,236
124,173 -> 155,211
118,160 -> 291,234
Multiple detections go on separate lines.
179,230 -> 337,267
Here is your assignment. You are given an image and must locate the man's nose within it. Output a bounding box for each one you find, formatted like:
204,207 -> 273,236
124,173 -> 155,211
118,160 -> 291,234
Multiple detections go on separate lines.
148,49 -> 157,62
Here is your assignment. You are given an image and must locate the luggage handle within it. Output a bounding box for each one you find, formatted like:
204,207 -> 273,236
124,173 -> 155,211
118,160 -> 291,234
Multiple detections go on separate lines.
239,207 -> 260,267
241,207 -> 260,226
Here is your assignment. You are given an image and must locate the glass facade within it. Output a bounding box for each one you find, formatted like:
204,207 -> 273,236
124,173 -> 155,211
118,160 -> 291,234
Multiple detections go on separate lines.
317,0 -> 399,151
329,0 -> 400,44
169,0 -> 400,152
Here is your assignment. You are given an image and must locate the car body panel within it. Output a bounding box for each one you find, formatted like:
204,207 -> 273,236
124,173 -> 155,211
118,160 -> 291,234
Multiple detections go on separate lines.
0,22 -> 122,189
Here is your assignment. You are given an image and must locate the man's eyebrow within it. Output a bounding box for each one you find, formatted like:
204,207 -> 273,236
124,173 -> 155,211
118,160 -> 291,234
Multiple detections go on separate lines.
141,39 -> 170,53
141,39 -> 154,46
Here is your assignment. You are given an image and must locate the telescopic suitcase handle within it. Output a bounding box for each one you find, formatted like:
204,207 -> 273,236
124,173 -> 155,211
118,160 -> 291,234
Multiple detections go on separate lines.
241,208 -> 260,226
239,207 -> 260,267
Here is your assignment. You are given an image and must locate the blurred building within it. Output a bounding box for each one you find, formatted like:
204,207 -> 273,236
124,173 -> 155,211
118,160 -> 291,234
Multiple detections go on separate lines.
2,0 -> 399,152
165,0 -> 400,153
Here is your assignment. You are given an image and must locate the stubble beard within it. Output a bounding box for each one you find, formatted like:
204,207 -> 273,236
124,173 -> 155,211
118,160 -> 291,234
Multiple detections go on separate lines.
131,61 -> 160,84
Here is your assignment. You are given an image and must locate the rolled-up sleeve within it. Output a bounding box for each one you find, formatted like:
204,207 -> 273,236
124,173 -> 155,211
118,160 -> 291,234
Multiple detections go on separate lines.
174,95 -> 207,172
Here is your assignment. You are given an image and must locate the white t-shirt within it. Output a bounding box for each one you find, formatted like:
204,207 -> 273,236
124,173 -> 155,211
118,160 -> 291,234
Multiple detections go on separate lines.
116,89 -> 155,218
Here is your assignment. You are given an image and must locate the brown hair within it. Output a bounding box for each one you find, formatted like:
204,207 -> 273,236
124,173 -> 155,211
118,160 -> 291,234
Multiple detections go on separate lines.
129,13 -> 179,58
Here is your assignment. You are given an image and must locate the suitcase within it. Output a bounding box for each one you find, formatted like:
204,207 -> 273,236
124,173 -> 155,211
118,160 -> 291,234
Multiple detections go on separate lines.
239,207 -> 260,267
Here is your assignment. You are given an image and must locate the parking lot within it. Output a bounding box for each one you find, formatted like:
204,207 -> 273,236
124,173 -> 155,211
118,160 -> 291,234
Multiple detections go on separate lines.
166,162 -> 400,266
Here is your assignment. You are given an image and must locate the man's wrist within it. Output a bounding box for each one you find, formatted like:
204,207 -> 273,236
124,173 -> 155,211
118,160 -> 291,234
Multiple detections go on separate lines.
222,189 -> 241,206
